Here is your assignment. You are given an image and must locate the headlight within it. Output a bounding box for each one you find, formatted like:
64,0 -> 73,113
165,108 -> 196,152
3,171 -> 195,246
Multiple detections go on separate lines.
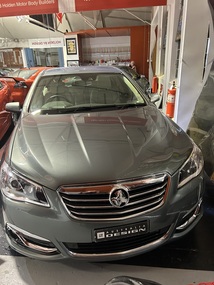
0,161 -> 50,207
178,143 -> 204,188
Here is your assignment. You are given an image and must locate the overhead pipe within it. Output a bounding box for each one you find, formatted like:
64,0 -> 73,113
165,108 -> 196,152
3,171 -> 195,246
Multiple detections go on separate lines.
123,9 -> 151,25
78,12 -> 97,30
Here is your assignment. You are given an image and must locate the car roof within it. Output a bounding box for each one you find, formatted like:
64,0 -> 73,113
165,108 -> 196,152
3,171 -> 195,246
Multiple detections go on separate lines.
40,66 -> 123,77
21,67 -> 51,70
7,67 -> 52,80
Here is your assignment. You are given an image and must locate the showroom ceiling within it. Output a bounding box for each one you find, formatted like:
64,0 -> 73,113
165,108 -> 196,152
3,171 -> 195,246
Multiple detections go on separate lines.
66,8 -> 152,32
0,7 -> 153,40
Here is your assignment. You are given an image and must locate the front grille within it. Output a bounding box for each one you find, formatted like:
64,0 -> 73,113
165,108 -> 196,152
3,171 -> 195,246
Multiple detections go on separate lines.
63,226 -> 169,255
59,174 -> 169,221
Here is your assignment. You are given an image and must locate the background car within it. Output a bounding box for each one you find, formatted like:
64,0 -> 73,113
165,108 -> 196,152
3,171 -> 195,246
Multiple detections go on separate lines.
0,79 -> 13,145
3,66 -> 52,105
0,68 -> 15,77
0,66 -> 204,261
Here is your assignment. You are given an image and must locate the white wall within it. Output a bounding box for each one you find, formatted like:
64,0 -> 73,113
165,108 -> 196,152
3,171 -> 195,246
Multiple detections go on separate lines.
175,0 -> 214,131
151,0 -> 214,131
149,6 -> 168,77
161,0 -> 180,111
150,1 -> 180,104
81,36 -> 130,63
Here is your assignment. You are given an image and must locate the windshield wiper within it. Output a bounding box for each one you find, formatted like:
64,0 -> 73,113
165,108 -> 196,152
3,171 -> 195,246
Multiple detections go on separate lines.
39,103 -> 146,114
39,106 -> 94,114
60,103 -> 146,113
116,103 -> 146,109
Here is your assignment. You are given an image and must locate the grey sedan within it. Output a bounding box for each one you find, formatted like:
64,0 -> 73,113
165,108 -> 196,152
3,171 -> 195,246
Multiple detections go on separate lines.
0,66 -> 204,261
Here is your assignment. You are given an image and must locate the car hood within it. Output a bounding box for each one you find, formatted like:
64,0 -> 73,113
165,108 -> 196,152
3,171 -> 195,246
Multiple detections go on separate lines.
10,106 -> 193,190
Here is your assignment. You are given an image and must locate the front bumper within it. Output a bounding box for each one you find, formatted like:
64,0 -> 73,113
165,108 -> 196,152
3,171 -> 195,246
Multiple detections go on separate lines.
1,173 -> 204,261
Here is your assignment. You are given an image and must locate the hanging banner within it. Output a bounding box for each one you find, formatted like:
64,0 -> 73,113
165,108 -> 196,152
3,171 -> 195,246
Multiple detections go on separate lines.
0,0 -> 59,17
58,0 -> 75,13
74,0 -> 167,12
0,0 -> 166,17
58,0 -> 167,14
56,12 -> 63,23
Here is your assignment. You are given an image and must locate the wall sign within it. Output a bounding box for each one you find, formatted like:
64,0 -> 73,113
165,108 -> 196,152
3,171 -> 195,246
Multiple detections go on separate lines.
0,0 -> 59,17
74,0 -> 167,11
0,0 -> 166,16
28,38 -> 64,48
66,38 -> 77,55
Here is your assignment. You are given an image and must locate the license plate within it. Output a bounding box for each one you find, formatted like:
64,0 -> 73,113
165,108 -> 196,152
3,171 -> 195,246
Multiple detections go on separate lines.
94,221 -> 148,242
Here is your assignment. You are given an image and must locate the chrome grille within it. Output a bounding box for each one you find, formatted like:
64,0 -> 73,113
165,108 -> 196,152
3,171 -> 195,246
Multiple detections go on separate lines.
58,174 -> 169,221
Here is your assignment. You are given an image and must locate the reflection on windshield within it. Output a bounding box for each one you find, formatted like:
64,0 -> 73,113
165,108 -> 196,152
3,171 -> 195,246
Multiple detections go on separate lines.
8,69 -> 37,79
29,73 -> 147,114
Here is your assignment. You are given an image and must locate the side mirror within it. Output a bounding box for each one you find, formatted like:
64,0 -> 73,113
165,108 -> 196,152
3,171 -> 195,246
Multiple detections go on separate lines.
5,102 -> 21,113
150,94 -> 160,104
14,81 -> 28,89
5,102 -> 21,125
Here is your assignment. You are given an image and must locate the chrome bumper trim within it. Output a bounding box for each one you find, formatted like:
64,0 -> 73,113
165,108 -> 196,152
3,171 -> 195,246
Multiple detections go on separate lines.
6,223 -> 58,254
176,198 -> 203,231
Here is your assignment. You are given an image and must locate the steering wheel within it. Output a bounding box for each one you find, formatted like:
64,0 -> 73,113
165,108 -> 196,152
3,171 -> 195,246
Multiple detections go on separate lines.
46,94 -> 70,103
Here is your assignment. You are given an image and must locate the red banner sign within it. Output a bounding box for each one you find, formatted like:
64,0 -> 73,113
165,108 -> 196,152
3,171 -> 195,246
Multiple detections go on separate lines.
0,0 -> 166,17
74,0 -> 167,12
0,0 -> 59,17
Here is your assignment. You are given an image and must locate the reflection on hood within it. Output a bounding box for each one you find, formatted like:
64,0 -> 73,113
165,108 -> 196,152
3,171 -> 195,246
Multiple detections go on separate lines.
10,106 -> 192,190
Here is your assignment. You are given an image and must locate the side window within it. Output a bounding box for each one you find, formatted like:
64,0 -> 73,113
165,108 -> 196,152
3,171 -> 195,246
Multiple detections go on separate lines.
29,79 -> 47,112
122,76 -> 145,103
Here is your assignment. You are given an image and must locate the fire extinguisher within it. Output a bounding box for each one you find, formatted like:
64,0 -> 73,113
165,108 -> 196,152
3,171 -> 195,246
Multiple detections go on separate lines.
152,75 -> 158,93
166,81 -> 176,118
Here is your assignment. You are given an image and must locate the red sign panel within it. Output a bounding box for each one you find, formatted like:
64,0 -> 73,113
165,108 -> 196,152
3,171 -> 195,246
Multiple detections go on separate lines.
56,12 -> 63,23
0,0 -> 59,17
75,0 -> 166,12
0,0 -> 166,17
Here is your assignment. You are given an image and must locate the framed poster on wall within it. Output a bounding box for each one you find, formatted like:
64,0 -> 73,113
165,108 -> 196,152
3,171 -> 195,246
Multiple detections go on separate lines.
66,38 -> 77,54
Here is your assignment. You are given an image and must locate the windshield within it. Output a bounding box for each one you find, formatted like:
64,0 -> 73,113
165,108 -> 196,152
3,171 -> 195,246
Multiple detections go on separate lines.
29,72 -> 147,115
8,69 -> 37,79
